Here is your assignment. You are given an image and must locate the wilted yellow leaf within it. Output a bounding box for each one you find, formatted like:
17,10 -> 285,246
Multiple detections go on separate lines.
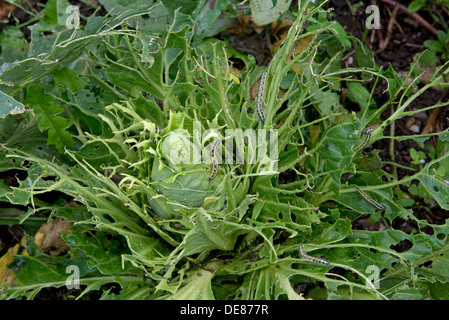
0,236 -> 28,286
289,35 -> 314,61
271,21 -> 313,74
308,124 -> 321,145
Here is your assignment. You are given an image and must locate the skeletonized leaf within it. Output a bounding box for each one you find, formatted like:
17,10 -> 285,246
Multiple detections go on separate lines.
0,91 -> 25,118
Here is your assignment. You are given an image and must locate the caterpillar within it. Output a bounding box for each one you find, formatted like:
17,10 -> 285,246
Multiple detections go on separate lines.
299,243 -> 330,266
356,187 -> 385,211
256,71 -> 267,122
58,48 -> 76,63
354,127 -> 374,154
152,125 -> 162,143
209,139 -> 220,180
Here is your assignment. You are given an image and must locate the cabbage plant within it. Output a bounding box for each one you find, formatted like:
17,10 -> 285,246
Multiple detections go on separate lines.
1,0 -> 449,301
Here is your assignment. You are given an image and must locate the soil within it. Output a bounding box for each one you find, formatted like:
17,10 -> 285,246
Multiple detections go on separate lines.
328,0 -> 449,252
1,0 -> 448,299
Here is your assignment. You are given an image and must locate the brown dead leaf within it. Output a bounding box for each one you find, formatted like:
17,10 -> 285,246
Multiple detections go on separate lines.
421,107 -> 442,135
289,35 -> 313,74
405,116 -> 416,131
34,217 -> 72,256
271,18 -> 294,37
271,21 -> 313,74
224,13 -> 255,35
289,35 -> 313,59
0,1 -> 16,20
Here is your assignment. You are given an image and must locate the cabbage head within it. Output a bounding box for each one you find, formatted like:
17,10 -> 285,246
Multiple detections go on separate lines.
149,131 -> 221,218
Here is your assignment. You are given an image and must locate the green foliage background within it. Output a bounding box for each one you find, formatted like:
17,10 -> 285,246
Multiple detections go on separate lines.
0,0 -> 449,300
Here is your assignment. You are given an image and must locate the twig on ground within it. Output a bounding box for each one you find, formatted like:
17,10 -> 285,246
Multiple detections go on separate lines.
379,0 -> 438,36
370,0 -> 384,48
377,4 -> 400,53
437,2 -> 449,17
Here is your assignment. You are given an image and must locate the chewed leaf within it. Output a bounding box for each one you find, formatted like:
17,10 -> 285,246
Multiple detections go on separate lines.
0,92 -> 25,118
180,210 -> 239,257
382,64 -> 404,97
62,231 -> 129,275
423,247 -> 449,282
318,122 -> 359,184
25,84 -> 74,153
418,174 -> 449,210
440,129 -> 449,142
166,269 -> 215,300
347,82 -> 372,109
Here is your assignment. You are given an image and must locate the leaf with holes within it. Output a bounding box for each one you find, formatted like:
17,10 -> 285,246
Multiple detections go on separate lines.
0,91 -> 25,118
417,174 -> 449,210
25,84 -> 74,154
317,121 -> 360,185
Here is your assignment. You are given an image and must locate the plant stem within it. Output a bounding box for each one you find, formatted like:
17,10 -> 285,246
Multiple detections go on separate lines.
389,105 -> 398,178
382,161 -> 416,172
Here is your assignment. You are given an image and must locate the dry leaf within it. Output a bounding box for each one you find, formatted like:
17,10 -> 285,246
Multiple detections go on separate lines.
0,1 -> 16,21
0,236 -> 28,286
34,217 -> 72,256
421,107 -> 442,135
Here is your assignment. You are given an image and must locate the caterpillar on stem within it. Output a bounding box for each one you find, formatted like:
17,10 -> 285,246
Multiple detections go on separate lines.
256,71 -> 267,122
299,243 -> 330,265
152,125 -> 162,143
58,48 -> 76,62
209,139 -> 220,180
354,127 -> 373,154
356,187 -> 385,211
